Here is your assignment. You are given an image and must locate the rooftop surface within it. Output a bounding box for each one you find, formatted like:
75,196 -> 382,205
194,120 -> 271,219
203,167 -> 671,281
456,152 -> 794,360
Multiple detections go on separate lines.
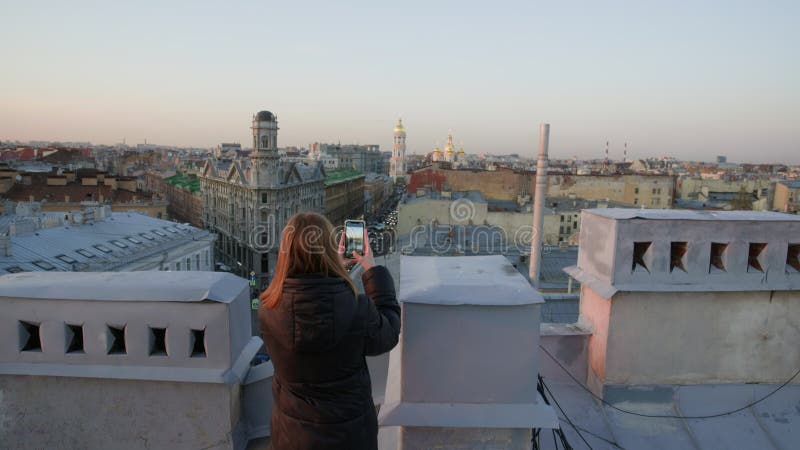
585,208 -> 800,221
543,380 -> 800,450
323,168 -> 365,186
0,270 -> 245,302
163,171 -> 200,193
0,211 -> 211,273
399,255 -> 544,305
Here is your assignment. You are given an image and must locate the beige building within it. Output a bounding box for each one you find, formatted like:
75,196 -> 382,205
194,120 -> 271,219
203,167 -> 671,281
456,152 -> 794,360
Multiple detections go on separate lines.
397,191 -> 562,245
773,180 -> 800,213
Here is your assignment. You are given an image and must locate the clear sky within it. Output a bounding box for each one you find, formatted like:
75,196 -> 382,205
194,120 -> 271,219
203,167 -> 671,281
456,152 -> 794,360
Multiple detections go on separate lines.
1,1 -> 798,163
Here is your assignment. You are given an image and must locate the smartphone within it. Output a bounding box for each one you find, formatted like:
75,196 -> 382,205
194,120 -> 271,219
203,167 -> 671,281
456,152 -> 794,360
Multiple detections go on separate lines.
344,220 -> 366,259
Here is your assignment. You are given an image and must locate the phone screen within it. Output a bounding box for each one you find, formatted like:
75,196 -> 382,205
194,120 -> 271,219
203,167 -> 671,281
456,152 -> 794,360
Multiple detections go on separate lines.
345,220 -> 365,258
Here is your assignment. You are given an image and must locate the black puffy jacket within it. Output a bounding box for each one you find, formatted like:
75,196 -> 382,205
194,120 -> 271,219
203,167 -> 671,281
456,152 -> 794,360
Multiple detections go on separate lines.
259,265 -> 400,450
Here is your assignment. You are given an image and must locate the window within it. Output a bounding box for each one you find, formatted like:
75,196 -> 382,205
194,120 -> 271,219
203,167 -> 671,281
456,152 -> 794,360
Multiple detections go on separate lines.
190,328 -> 206,357
139,233 -> 155,240
204,250 -> 209,267
634,187 -> 639,194
651,198 -> 661,206
632,242 -> 653,273
670,242 -> 688,273
560,216 -> 565,222
93,244 -> 112,253
186,257 -> 191,271
634,198 -> 639,205
748,243 -> 767,273
107,325 -> 126,355
176,262 -> 182,271
262,193 -> 268,203
125,236 -> 142,244
152,229 -> 167,237
76,249 -> 96,258
5,266 -> 25,273
710,242 -> 728,272
109,240 -> 128,249
66,324 -> 84,354
149,327 -> 167,356
56,254 -> 77,264
195,254 -> 200,270
787,244 -> 800,273
19,321 -> 42,352
33,260 -> 56,271
165,227 -> 178,233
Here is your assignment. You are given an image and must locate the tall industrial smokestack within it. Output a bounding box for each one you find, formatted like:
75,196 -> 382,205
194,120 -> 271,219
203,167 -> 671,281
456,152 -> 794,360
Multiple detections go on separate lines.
604,140 -> 609,162
624,142 -> 628,162
529,123 -> 550,289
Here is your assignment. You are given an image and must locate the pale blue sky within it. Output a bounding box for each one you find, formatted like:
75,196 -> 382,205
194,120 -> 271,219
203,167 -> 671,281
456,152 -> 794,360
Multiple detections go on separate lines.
1,1 -> 798,163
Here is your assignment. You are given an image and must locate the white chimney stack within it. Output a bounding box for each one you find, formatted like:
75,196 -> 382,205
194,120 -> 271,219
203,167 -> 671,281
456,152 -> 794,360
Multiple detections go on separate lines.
529,123 -> 550,288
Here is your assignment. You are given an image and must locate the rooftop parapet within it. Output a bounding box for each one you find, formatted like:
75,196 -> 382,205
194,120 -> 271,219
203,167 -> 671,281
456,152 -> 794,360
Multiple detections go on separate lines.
567,208 -> 800,298
0,271 -> 261,449
378,255 -> 556,450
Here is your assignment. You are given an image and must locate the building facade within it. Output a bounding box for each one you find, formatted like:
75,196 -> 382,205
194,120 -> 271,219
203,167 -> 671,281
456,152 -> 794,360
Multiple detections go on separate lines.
324,169 -> 365,227
406,166 -> 675,208
310,143 -> 382,174
200,111 -> 325,285
390,118 -> 406,182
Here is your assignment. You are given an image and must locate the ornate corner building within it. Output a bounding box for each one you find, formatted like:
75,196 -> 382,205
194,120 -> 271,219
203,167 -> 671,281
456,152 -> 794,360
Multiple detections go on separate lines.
200,111 -> 325,286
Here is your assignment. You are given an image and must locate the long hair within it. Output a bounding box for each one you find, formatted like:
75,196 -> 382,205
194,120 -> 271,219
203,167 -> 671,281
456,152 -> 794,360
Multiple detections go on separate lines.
259,212 -> 357,309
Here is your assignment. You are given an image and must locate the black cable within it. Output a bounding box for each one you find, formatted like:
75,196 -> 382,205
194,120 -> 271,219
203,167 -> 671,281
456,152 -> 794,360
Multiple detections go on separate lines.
541,375 -> 593,450
540,344 -> 800,420
558,418 -> 626,450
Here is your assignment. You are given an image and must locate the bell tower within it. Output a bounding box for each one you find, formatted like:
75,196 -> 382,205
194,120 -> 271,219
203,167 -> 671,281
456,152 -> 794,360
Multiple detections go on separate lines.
391,118 -> 407,182
250,110 -> 280,187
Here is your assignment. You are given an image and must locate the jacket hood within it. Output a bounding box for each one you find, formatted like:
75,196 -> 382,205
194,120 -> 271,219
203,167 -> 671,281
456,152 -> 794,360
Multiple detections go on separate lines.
275,274 -> 358,353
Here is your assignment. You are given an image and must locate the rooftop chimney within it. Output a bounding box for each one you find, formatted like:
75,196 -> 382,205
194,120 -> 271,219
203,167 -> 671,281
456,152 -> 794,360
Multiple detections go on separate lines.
529,123 -> 550,288
379,256 -> 556,449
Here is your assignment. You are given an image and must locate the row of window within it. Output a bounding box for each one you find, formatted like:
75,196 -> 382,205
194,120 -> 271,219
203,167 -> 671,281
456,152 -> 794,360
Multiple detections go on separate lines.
160,249 -> 210,271
633,187 -> 664,195
632,241 -> 800,274
18,321 -> 207,358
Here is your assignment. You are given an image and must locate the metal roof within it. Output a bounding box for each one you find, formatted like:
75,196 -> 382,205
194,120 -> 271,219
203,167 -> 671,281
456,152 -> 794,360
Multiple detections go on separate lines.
0,212 -> 212,274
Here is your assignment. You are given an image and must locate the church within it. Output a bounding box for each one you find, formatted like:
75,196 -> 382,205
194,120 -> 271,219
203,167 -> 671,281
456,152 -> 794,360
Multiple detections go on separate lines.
200,111 -> 325,287
430,133 -> 466,164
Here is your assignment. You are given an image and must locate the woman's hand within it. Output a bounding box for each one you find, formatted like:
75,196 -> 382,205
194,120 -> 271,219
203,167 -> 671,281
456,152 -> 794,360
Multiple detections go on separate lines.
337,232 -> 349,269
352,229 -> 376,271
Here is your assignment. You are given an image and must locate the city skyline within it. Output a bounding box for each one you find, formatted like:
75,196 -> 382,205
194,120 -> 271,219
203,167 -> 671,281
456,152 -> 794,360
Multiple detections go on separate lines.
1,1 -> 798,163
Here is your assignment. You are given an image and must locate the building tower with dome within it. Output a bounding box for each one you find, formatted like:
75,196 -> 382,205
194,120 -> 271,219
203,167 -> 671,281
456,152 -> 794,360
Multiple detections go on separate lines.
390,118 -> 407,182
200,110 -> 325,286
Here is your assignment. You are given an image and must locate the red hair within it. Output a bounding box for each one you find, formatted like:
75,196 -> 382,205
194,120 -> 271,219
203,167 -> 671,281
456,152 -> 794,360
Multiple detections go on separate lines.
259,212 -> 356,308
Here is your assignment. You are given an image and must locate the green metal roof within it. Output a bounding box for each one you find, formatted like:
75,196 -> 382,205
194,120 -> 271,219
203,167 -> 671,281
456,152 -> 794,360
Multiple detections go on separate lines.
164,171 -> 200,193
324,168 -> 364,186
